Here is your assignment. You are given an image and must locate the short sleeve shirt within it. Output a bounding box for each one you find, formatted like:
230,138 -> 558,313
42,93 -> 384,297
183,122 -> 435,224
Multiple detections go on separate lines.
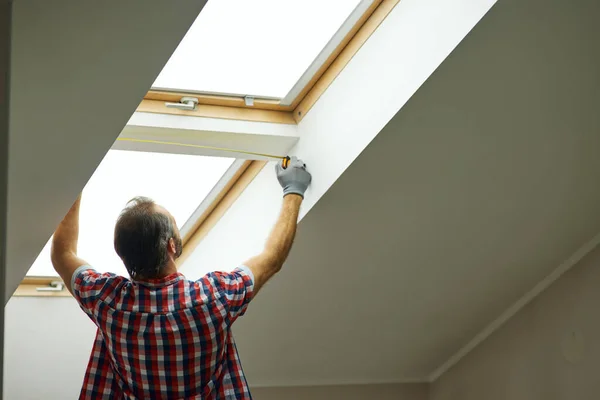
71,266 -> 255,400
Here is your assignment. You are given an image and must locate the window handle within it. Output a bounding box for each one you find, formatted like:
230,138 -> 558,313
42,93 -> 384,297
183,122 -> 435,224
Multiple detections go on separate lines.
165,97 -> 199,111
36,281 -> 64,292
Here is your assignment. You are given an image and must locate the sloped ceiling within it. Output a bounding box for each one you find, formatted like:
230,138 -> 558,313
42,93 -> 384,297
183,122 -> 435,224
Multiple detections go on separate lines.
233,0 -> 600,384
5,0 -> 206,301
5,0 -> 600,388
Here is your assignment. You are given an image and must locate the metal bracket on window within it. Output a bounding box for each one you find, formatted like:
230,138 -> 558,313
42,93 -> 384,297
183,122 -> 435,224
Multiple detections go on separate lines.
165,96 -> 199,111
244,96 -> 254,107
36,281 -> 64,292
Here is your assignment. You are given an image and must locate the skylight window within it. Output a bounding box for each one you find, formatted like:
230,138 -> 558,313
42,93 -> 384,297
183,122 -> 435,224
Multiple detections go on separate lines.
26,150 -> 234,277
153,0 -> 364,100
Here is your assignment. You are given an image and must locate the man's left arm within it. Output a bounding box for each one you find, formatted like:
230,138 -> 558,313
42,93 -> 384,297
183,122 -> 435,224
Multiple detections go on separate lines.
51,193 -> 89,295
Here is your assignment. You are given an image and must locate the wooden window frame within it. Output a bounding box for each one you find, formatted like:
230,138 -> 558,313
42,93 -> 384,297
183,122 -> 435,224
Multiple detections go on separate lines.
15,160 -> 266,297
140,0 -> 400,124
15,277 -> 71,297
14,0 -> 400,297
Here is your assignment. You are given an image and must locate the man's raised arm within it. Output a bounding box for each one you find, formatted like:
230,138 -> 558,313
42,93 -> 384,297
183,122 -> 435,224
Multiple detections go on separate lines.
244,157 -> 312,293
51,194 -> 89,293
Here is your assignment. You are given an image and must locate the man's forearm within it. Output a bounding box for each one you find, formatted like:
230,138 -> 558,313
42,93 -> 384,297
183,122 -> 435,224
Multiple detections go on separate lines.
245,194 -> 302,292
51,194 -> 81,258
263,194 -> 302,267
50,194 -> 89,291
245,157 -> 310,293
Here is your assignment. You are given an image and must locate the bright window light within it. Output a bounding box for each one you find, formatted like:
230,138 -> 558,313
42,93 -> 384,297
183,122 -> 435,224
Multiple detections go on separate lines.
27,150 -> 234,277
153,0 -> 361,99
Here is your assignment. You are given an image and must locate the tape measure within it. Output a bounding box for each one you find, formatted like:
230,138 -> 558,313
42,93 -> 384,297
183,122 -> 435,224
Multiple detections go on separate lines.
116,137 -> 291,169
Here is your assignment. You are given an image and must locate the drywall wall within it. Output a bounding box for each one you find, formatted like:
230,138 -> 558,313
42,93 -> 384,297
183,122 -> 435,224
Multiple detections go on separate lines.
3,297 -> 428,400
421,0 -> 600,380
6,0 -> 206,300
0,1 -> 10,393
181,0 -> 496,385
184,0 -> 499,275
180,0 -> 600,385
252,383 -> 428,400
3,298 -> 97,400
430,244 -> 600,400
182,0 -> 498,269
292,0 -> 497,218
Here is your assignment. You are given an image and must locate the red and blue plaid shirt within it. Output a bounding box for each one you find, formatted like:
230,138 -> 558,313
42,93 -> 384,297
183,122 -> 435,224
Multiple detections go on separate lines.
71,265 -> 255,399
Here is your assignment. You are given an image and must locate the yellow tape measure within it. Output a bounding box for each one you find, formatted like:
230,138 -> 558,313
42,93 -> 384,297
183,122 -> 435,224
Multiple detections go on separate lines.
116,137 -> 290,168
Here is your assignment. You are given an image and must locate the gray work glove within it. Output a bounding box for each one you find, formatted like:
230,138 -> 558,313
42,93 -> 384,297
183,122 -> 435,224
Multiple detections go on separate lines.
275,156 -> 312,198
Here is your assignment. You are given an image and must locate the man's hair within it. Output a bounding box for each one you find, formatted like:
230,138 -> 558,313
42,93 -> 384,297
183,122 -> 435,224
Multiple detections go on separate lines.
114,196 -> 181,280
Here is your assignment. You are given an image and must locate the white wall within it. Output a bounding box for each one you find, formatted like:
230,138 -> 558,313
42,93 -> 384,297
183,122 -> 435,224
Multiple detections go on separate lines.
252,383 -> 428,400
430,244 -> 600,400
180,0 -> 498,276
289,0 -> 498,217
3,298 -> 96,400
3,298 -> 429,400
180,0 -> 498,386
0,1 -> 10,393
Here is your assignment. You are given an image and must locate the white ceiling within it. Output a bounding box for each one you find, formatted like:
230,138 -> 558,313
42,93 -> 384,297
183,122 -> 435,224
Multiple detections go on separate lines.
232,0 -> 600,384
5,0 -> 207,300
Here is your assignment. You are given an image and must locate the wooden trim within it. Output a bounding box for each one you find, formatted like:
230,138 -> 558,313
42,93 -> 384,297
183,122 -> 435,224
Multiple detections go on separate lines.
14,277 -> 71,298
145,90 -> 290,112
137,99 -> 296,125
177,160 -> 267,266
293,0 -> 400,122
20,276 -> 59,286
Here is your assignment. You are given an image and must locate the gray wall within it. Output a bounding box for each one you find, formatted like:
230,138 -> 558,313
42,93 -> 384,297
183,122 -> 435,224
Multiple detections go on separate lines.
0,1 -> 11,396
3,297 -> 428,400
3,298 -> 97,399
252,384 -> 428,400
5,0 -> 205,301
426,0 -> 600,396
431,245 -> 600,400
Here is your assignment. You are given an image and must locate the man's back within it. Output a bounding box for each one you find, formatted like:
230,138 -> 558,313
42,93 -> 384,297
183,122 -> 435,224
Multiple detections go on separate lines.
73,265 -> 255,399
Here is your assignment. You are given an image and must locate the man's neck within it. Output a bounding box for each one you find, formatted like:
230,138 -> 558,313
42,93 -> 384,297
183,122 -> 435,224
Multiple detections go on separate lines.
134,260 -> 179,281
157,260 -> 178,278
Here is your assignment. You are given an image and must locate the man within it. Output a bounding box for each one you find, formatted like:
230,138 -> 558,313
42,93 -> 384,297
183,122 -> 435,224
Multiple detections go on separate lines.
51,157 -> 312,399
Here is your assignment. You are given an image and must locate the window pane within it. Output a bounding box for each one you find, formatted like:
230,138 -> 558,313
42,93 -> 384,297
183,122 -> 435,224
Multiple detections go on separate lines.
153,0 -> 361,99
27,150 -> 234,277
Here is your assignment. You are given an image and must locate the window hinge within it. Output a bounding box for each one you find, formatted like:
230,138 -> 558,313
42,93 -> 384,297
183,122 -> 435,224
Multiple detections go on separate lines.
244,96 -> 254,107
36,281 -> 65,292
165,96 -> 199,111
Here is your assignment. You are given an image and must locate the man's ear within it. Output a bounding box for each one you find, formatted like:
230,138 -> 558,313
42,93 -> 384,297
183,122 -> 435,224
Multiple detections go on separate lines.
168,238 -> 177,255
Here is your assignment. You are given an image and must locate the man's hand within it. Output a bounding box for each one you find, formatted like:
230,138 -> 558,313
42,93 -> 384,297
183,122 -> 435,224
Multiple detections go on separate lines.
276,156 -> 312,198
244,158 -> 312,294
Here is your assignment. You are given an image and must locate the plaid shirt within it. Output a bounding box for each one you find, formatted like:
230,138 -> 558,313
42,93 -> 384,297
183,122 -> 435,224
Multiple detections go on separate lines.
71,265 -> 255,399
